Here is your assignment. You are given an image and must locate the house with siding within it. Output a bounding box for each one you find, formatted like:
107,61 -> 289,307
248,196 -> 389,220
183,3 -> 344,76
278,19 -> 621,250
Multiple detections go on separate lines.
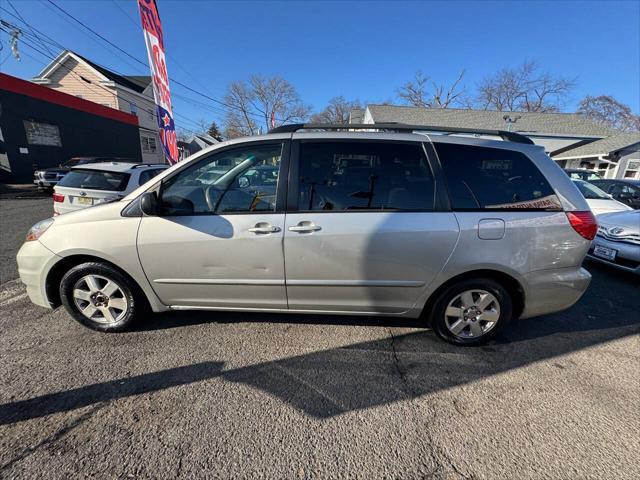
354,104 -> 640,178
553,133 -> 640,179
31,50 -> 163,164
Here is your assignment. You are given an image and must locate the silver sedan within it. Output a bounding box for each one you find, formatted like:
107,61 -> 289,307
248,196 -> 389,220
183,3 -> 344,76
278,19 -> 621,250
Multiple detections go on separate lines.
588,210 -> 640,274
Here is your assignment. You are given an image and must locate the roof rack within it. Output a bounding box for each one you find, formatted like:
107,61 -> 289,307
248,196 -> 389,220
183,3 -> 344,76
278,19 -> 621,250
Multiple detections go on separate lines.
130,163 -> 168,169
268,123 -> 535,145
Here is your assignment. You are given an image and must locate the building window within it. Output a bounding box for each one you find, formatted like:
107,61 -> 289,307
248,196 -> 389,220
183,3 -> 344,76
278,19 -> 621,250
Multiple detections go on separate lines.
141,136 -> 157,154
130,101 -> 138,116
23,120 -> 62,147
75,94 -> 83,99
624,160 -> 640,179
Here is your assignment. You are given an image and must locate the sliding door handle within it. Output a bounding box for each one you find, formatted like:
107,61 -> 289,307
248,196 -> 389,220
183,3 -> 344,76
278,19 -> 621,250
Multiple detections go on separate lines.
288,222 -> 321,233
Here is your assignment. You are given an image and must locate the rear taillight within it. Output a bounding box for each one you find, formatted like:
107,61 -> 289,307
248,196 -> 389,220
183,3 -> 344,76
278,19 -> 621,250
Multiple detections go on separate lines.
52,193 -> 65,203
566,211 -> 598,240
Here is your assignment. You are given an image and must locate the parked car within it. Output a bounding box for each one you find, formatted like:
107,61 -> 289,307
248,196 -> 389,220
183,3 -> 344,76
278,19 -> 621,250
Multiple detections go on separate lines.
33,156 -> 139,190
53,163 -> 167,215
589,179 -> 640,209
571,179 -> 633,215
18,124 -> 596,346
563,169 -> 603,181
587,210 -> 640,274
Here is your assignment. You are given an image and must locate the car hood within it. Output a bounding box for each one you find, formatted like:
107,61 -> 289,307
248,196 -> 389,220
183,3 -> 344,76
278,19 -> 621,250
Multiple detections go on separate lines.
49,198 -> 128,225
597,210 -> 640,233
586,198 -> 633,215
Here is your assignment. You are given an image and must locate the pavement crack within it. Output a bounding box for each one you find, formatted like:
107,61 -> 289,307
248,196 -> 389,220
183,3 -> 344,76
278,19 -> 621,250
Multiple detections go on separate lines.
0,402 -> 106,474
386,327 -> 470,480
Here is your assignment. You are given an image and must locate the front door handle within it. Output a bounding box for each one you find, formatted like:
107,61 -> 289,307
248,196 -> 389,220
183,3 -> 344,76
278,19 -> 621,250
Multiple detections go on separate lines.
248,223 -> 281,234
288,222 -> 322,233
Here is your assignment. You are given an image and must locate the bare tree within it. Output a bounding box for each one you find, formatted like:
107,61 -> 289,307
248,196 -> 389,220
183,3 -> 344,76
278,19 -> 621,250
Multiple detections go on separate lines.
310,96 -> 362,124
475,61 -> 574,112
222,75 -> 311,138
577,95 -> 640,132
223,80 -> 259,138
397,70 -> 465,109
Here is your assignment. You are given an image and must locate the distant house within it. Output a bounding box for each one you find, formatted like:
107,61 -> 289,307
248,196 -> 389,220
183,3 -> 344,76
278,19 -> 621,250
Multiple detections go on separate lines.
31,50 -> 164,164
553,133 -> 640,179
359,104 -> 617,153
0,72 -> 141,183
177,134 -> 219,161
353,104 -> 640,178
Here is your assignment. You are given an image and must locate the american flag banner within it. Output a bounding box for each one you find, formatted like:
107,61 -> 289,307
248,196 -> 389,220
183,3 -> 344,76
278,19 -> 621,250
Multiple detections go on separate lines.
137,0 -> 178,164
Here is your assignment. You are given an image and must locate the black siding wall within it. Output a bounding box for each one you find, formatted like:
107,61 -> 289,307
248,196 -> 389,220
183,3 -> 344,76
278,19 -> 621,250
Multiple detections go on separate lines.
0,89 -> 142,183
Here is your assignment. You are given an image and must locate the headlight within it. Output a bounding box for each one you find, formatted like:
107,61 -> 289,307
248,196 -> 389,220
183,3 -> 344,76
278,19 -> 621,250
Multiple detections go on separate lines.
26,218 -> 54,242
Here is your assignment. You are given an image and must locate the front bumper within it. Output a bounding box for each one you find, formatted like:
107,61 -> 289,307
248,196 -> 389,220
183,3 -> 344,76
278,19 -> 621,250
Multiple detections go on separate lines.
586,235 -> 640,275
520,266 -> 592,319
16,240 -> 61,308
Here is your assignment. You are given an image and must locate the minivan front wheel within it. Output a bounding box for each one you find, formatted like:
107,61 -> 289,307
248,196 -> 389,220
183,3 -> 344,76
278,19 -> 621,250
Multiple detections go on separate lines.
60,262 -> 142,332
430,278 -> 512,346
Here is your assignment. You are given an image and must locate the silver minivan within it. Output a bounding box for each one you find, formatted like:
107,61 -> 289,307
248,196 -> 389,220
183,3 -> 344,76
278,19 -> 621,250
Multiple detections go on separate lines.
17,124 -> 596,345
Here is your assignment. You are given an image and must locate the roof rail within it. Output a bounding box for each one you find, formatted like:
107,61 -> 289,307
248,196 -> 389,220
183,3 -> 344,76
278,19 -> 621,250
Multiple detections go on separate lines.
268,123 -> 535,145
130,162 -> 168,169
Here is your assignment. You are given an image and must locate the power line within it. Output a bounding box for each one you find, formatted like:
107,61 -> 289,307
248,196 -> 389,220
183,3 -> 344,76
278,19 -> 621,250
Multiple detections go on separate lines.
0,27 -> 202,134
0,10 -> 227,129
0,18 -> 204,132
42,0 -> 282,123
7,0 -> 54,56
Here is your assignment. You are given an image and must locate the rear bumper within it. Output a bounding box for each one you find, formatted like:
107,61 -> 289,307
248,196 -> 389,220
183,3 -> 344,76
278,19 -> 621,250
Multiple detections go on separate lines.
520,266 -> 591,319
34,179 -> 57,188
16,240 -> 60,308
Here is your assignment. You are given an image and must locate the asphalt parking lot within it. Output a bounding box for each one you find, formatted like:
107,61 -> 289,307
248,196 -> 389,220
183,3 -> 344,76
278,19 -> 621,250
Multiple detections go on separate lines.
0,196 -> 638,479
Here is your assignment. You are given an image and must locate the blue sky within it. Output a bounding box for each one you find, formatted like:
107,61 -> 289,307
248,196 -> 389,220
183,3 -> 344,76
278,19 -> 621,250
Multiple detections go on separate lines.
1,0 -> 639,133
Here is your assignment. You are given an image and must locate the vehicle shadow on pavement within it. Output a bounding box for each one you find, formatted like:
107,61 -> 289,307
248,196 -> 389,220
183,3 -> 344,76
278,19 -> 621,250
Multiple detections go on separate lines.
0,263 -> 637,424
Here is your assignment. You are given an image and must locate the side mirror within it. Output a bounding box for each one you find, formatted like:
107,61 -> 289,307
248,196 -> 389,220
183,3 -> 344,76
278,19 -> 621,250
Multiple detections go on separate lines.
140,191 -> 159,216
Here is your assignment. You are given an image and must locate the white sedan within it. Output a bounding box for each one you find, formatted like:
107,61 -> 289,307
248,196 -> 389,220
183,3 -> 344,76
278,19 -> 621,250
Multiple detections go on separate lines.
571,179 -> 633,216
53,162 -> 167,215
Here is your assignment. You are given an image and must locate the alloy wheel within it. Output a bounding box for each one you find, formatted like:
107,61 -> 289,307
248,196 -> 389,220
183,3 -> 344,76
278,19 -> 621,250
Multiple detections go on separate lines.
444,289 -> 500,340
72,274 -> 128,325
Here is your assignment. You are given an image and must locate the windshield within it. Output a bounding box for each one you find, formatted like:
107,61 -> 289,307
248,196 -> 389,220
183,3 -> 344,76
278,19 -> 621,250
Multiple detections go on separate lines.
573,180 -> 610,200
58,169 -> 130,191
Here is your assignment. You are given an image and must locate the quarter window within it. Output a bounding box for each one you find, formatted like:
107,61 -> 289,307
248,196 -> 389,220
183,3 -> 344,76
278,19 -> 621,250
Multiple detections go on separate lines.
297,142 -> 435,211
160,143 -> 283,215
435,143 -> 561,210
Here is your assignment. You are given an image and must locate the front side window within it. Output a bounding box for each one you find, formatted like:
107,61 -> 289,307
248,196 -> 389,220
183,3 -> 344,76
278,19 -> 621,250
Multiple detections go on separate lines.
58,169 -> 130,191
435,143 -> 562,210
297,142 -> 435,211
160,143 -> 283,215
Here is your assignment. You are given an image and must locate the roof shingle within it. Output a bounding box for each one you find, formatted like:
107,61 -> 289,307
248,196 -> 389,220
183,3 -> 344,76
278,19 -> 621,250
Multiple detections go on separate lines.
553,133 -> 640,159
364,104 -> 618,137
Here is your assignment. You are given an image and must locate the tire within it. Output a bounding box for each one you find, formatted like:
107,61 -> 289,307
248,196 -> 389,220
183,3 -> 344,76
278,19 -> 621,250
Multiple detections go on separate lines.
429,278 -> 513,346
59,262 -> 145,332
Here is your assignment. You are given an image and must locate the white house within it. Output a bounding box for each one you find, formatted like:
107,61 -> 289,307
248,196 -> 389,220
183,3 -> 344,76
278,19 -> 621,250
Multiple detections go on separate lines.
32,50 -> 164,164
553,133 -> 640,179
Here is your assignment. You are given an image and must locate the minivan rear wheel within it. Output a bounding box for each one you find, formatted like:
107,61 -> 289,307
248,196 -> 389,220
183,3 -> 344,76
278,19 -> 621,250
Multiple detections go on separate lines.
60,262 -> 143,332
430,278 -> 512,346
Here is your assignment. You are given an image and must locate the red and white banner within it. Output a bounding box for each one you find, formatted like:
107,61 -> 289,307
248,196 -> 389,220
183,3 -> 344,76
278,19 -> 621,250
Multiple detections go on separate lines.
137,0 -> 178,164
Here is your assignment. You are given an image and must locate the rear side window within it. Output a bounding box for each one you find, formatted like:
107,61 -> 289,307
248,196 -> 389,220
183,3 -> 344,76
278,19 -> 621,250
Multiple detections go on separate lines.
297,142 -> 435,211
138,168 -> 165,186
435,143 -> 561,210
58,169 -> 130,191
